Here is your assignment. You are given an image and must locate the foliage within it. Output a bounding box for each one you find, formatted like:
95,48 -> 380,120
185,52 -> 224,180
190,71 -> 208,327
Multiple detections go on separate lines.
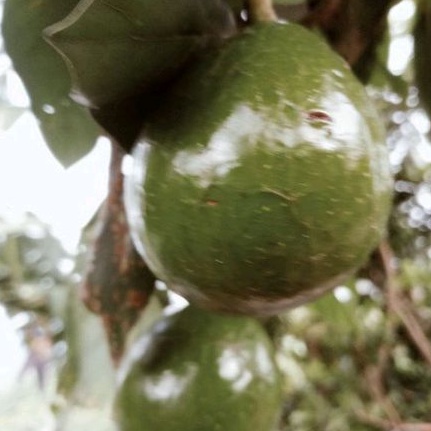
44,0 -> 236,108
0,213 -> 71,312
2,0 -> 100,166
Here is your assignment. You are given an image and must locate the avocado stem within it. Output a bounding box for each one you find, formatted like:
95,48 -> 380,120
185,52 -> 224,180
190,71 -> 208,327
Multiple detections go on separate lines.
248,0 -> 277,23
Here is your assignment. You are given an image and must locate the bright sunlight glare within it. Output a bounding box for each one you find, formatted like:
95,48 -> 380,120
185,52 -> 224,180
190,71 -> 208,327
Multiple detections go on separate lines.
0,113 -> 110,252
387,0 -> 416,76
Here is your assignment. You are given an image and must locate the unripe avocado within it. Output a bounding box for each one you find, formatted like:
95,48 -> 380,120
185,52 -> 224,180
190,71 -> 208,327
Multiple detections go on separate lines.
115,306 -> 282,431
125,22 -> 393,316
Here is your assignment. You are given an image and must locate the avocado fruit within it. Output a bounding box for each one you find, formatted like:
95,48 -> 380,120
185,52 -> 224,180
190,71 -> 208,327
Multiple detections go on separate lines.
115,306 -> 282,431
125,22 -> 393,316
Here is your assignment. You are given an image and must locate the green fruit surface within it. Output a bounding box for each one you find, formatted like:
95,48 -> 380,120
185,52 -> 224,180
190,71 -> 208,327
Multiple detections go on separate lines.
115,306 -> 282,431
125,22 -> 393,316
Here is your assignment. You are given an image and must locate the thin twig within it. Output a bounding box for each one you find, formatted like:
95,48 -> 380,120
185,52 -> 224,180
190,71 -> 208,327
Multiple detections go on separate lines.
356,411 -> 431,431
81,140 -> 155,365
395,425 -> 431,431
357,241 -> 431,429
364,344 -> 402,426
247,0 -> 277,23
379,241 -> 431,368
355,410 -> 392,430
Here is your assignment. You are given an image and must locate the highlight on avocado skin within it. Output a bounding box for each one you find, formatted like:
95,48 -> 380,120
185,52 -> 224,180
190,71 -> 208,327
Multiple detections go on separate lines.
125,22 -> 393,316
115,306 -> 283,431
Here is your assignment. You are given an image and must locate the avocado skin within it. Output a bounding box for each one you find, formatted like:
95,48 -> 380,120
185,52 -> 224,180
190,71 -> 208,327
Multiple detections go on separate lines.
115,306 -> 282,431
125,23 -> 393,316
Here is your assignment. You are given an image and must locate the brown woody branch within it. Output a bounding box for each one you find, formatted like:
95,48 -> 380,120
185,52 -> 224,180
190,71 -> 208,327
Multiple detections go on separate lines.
379,241 -> 431,368
247,0 -> 277,23
354,241 -> 431,429
81,141 -> 155,365
364,344 -> 402,426
356,411 -> 431,431
302,0 -> 395,73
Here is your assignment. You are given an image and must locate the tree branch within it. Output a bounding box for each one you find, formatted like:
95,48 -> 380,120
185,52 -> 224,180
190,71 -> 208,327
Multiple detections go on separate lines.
356,411 -> 431,431
364,344 -> 402,426
81,140 -> 155,365
247,0 -> 277,23
379,241 -> 431,368
302,0 -> 395,76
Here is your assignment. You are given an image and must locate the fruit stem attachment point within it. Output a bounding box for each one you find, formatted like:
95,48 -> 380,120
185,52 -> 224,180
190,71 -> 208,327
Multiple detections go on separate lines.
248,0 -> 277,23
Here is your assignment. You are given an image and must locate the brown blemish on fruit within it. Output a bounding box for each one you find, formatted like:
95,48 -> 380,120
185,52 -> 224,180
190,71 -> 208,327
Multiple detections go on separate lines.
305,110 -> 333,123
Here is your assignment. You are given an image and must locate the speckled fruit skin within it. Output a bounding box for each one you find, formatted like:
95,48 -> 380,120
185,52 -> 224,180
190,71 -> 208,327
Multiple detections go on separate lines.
125,22 -> 393,316
115,306 -> 282,431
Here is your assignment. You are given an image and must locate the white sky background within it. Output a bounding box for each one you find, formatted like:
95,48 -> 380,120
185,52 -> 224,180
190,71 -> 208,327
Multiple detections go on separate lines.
0,112 -> 110,253
0,0 -> 112,253
0,0 -> 424,393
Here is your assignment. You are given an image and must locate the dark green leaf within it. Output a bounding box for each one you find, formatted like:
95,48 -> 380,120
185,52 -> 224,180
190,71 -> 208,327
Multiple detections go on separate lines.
2,0 -> 101,167
310,287 -> 357,332
89,94 -> 156,152
44,0 -> 236,108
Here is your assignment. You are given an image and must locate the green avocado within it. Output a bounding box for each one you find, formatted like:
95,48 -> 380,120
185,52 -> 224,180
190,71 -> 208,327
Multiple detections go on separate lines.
125,22 -> 393,316
115,306 -> 282,431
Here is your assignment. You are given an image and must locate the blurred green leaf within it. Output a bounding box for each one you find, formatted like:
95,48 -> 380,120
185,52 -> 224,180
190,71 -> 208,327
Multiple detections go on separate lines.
55,285 -> 162,431
0,103 -> 25,131
310,289 -> 357,331
54,286 -> 116,431
2,0 -> 100,167
44,0 -> 236,108
57,287 -> 116,402
0,215 -> 70,310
